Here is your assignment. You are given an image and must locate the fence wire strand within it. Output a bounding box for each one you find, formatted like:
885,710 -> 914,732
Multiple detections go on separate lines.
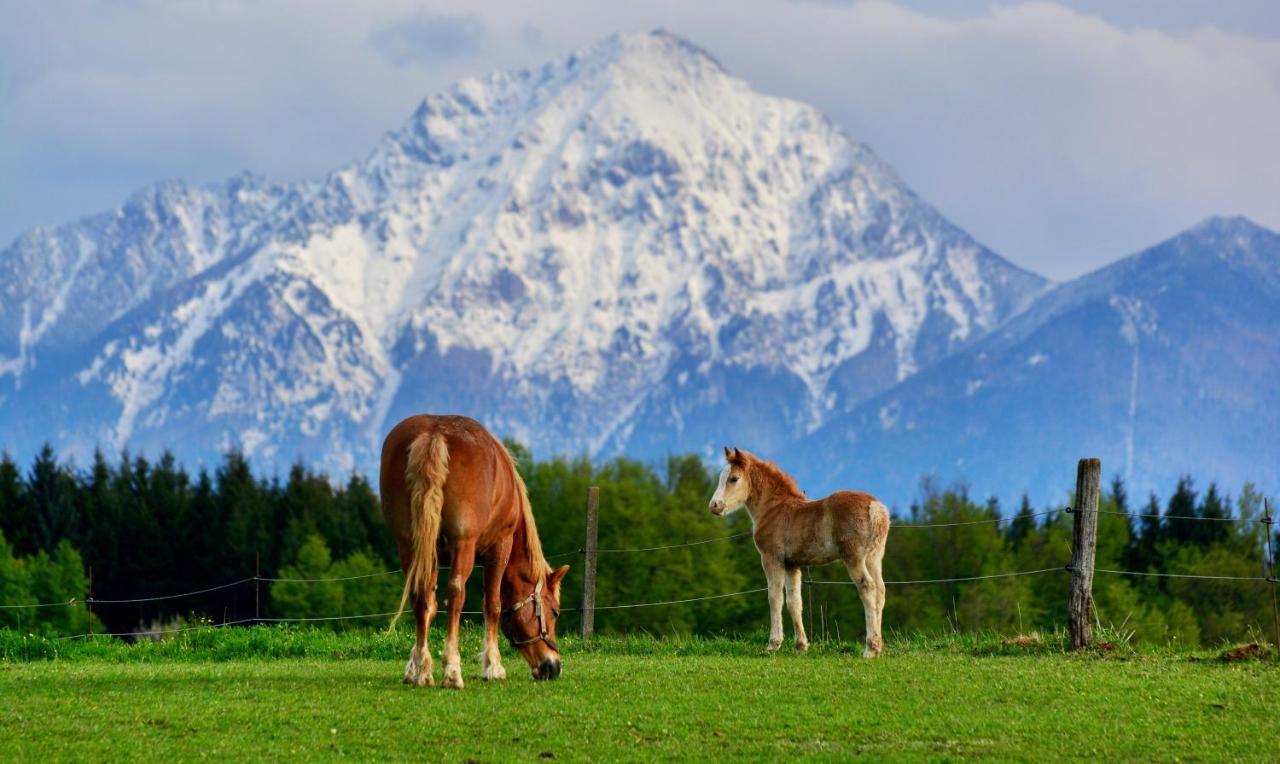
590,587 -> 769,610
83,577 -> 256,604
1093,508 -> 1256,524
1094,567 -> 1269,582
0,599 -> 80,610
806,567 -> 1066,586
893,509 -> 1062,529
259,570 -> 400,584
59,617 -> 257,641
595,531 -> 752,554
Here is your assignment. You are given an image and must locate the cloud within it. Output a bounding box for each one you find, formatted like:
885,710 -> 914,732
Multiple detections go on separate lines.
1,1 -> 1277,281
368,10 -> 488,67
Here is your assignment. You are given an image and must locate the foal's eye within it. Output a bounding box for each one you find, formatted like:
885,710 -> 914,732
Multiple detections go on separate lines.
728,476 -> 739,483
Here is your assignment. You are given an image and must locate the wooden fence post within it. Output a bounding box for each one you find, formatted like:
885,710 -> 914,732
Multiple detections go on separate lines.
581,486 -> 600,639
1263,499 -> 1278,657
1068,458 -> 1101,650
255,552 -> 261,625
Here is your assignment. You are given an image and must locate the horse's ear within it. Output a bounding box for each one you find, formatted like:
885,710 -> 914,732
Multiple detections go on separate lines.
548,564 -> 569,589
732,447 -> 743,462
723,446 -> 733,461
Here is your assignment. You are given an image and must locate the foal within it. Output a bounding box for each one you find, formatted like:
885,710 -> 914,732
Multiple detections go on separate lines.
708,448 -> 890,657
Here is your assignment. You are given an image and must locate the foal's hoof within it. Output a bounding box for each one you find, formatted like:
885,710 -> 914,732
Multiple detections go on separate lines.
765,639 -> 783,653
795,640 -> 810,653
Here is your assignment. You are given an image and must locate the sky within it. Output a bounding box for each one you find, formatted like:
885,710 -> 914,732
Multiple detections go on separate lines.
1,1 -> 1277,281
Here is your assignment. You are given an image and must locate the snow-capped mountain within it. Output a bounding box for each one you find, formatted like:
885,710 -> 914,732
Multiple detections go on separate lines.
795,216 -> 1280,507
0,30 -> 1047,475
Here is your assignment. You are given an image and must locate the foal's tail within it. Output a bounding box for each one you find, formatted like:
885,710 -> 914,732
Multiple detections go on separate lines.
388,431 -> 449,632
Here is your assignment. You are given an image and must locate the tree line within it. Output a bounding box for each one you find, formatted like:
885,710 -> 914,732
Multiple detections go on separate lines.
0,444 -> 1274,646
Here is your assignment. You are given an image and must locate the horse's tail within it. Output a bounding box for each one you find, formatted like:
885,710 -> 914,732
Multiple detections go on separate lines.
388,431 -> 449,632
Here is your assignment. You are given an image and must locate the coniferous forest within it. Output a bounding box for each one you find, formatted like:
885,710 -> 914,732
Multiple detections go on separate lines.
0,444 -> 1275,647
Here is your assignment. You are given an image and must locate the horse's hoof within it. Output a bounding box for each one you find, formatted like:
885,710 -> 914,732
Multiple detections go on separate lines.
442,667 -> 465,689
482,663 -> 507,682
766,639 -> 782,653
795,641 -> 810,653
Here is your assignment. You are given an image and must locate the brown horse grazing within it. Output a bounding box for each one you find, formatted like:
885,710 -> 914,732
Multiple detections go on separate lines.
708,447 -> 890,657
381,415 -> 568,688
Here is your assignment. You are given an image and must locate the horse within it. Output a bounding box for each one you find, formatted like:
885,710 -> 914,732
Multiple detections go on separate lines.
380,414 -> 569,688
708,447 -> 890,657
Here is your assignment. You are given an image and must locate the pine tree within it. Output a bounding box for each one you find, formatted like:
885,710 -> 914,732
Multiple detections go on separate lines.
1130,492 -> 1163,572
1194,483 -> 1230,549
1007,493 -> 1036,548
1165,476 -> 1198,546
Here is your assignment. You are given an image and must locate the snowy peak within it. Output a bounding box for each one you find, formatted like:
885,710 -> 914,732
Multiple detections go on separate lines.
0,31 -> 1047,476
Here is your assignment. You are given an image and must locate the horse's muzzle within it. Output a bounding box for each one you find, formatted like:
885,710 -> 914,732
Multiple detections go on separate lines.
534,656 -> 562,681
709,500 -> 725,516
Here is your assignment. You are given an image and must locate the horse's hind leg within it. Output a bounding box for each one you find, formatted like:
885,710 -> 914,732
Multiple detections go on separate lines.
404,569 -> 439,686
785,567 -> 809,652
441,540 -> 478,689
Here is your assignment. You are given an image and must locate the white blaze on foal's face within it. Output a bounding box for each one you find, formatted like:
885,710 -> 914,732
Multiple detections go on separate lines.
709,453 -> 750,515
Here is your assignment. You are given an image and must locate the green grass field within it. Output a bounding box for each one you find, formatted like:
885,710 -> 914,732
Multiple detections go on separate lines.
1,627 -> 1275,761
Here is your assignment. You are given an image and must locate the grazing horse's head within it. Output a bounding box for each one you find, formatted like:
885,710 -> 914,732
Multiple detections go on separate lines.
709,447 -> 752,516
502,564 -> 570,680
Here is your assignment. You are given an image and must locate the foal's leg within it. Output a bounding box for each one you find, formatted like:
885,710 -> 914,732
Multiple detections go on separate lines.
842,554 -> 882,658
762,557 -> 787,652
785,567 -> 809,652
868,544 -> 887,657
480,540 -> 511,681
442,540 -> 478,689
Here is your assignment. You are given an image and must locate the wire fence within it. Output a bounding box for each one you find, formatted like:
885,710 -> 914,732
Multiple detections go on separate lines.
6,494 -> 1277,643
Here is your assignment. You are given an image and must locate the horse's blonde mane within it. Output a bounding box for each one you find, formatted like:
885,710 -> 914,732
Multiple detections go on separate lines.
502,444 -> 552,580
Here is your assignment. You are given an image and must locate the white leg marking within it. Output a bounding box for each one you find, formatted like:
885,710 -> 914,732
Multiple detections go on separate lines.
481,640 -> 507,681
442,643 -> 464,689
404,644 -> 433,687
765,562 -> 785,652
786,568 -> 809,652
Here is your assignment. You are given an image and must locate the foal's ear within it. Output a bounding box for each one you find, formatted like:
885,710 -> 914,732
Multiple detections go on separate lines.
731,447 -> 743,462
548,564 -> 570,590
723,445 -> 733,461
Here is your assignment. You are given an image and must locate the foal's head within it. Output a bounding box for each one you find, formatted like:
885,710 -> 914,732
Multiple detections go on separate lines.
501,564 -> 570,680
709,447 -> 752,516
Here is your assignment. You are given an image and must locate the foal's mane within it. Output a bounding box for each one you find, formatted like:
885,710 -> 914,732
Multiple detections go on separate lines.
747,455 -> 806,502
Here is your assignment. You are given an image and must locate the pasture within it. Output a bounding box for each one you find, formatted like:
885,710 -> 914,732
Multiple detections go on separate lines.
1,627 -> 1275,761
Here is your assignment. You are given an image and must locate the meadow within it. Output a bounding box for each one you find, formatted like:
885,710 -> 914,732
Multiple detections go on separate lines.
1,626 -> 1275,761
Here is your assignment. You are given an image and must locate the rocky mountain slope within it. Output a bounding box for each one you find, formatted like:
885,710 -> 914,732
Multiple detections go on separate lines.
796,216 -> 1280,506
0,31 -> 1046,478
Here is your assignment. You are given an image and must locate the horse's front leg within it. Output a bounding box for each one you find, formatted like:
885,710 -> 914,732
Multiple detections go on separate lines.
480,540 -> 512,681
762,557 -> 786,652
442,540 -> 478,689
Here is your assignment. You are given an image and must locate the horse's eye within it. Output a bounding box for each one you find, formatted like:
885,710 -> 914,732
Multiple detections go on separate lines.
552,608 -> 561,618
728,476 -> 739,483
